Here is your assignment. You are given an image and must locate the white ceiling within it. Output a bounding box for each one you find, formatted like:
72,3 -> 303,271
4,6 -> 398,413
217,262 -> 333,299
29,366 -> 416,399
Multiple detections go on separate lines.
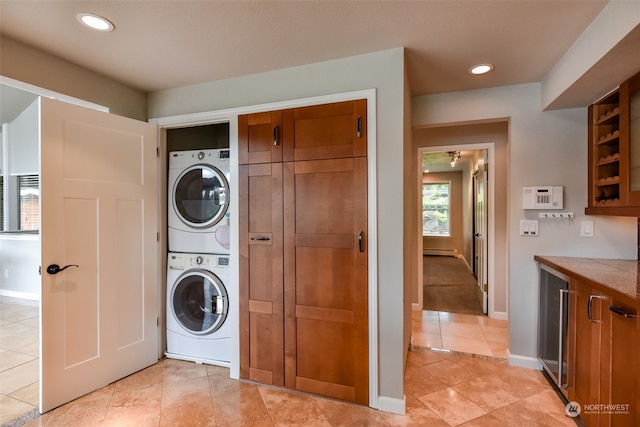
0,0 -> 615,94
0,0 -> 639,125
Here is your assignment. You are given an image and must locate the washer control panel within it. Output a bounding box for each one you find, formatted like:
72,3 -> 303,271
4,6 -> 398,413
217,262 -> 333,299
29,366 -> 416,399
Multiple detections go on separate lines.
168,253 -> 229,270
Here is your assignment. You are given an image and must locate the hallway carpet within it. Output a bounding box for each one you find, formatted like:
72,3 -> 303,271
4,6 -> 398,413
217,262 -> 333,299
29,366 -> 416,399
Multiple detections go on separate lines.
423,255 -> 484,315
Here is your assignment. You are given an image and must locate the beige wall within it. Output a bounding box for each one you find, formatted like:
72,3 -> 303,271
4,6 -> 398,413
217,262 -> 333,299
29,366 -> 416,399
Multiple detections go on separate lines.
422,171 -> 464,256
0,35 -> 147,121
402,58 -> 415,372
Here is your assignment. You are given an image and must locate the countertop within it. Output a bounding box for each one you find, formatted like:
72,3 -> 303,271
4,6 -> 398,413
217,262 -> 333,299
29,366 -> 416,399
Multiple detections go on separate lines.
534,255 -> 640,305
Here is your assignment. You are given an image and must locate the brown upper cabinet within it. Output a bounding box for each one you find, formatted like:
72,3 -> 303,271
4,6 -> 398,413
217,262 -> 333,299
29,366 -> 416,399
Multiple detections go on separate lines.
238,110 -> 283,164
238,99 -> 367,165
587,70 -> 640,216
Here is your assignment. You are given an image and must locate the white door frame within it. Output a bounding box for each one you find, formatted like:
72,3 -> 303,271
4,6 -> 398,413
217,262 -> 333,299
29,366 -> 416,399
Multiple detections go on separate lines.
416,143 -> 498,318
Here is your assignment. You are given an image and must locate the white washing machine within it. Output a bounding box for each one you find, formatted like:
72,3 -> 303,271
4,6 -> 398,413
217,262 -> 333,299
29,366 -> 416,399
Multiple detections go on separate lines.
166,252 -> 231,366
168,149 -> 230,254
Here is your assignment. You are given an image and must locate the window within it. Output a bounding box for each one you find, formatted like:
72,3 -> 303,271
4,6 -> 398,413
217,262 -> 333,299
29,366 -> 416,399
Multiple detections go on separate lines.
18,175 -> 39,231
423,182 -> 450,236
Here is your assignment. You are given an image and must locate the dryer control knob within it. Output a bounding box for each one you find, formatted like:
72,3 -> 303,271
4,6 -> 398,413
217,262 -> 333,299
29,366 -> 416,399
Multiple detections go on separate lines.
195,256 -> 203,265
197,151 -> 205,160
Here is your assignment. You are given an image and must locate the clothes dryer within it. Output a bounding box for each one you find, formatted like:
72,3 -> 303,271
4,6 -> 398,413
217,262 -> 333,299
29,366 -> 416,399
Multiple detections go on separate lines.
166,252 -> 231,366
168,149 -> 230,254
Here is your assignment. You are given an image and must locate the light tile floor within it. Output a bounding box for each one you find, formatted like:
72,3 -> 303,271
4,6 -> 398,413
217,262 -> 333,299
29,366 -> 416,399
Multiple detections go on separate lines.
411,310 -> 510,359
2,297 -> 579,426
0,296 -> 39,425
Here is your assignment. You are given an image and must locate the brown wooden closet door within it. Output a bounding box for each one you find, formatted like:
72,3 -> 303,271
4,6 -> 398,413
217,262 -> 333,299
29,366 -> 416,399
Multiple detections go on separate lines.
239,163 -> 284,385
283,99 -> 366,162
283,157 -> 368,405
238,111 -> 283,164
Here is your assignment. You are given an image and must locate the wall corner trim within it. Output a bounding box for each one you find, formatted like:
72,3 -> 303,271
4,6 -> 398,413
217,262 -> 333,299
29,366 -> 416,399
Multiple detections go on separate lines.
507,351 -> 543,370
377,395 -> 406,415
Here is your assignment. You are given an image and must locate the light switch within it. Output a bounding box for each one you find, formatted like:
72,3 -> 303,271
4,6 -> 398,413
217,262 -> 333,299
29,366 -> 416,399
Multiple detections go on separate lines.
580,221 -> 594,237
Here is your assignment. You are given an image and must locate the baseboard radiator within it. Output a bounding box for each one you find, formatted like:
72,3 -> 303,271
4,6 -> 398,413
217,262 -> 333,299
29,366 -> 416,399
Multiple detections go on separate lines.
423,248 -> 458,257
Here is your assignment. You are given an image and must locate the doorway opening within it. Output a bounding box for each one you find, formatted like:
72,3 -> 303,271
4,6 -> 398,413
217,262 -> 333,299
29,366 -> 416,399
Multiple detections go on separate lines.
414,144 -> 508,359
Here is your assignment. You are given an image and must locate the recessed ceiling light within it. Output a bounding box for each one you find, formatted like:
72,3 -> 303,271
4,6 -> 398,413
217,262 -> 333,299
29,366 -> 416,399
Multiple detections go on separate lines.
77,13 -> 114,32
469,64 -> 494,75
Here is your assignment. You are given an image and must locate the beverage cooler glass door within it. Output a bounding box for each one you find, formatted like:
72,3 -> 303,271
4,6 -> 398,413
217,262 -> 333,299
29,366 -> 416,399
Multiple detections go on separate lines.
538,264 -> 569,396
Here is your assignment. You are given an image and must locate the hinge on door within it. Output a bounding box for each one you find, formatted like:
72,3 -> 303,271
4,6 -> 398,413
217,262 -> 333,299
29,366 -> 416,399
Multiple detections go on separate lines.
484,163 -> 488,172
157,317 -> 159,327
483,283 -> 488,292
356,116 -> 362,138
157,232 -> 160,242
157,147 -> 160,157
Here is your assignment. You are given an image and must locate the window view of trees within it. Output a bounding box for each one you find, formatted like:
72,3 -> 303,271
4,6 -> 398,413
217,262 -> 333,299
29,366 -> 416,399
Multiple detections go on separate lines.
423,182 -> 450,236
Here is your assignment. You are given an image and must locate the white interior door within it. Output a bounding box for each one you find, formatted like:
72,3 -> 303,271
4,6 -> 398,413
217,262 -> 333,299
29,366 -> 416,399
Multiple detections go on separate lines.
39,97 -> 159,413
474,151 -> 489,314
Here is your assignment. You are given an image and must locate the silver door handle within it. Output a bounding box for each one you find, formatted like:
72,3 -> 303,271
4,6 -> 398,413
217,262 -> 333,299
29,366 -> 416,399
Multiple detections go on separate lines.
588,295 -> 602,323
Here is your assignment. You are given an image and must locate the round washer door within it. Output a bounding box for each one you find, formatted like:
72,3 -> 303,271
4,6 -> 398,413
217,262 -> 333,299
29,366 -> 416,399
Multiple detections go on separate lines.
171,269 -> 228,335
173,164 -> 229,228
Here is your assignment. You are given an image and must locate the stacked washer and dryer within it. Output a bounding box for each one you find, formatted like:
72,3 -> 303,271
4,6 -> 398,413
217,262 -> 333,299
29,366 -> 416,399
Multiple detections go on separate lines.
166,149 -> 232,366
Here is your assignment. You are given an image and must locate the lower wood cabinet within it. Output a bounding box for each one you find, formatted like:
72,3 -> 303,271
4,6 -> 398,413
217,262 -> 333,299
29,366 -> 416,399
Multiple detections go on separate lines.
609,298 -> 639,427
568,279 -> 639,426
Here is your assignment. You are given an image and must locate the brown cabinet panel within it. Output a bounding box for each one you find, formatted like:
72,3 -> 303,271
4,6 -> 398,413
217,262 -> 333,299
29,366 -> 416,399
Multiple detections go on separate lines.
568,279 -> 639,427
284,157 -> 368,404
283,99 -> 367,162
239,163 -> 284,385
587,71 -> 640,215
295,247 -> 355,310
239,99 -> 368,405
238,111 -> 283,164
608,301 -> 639,426
623,72 -> 640,206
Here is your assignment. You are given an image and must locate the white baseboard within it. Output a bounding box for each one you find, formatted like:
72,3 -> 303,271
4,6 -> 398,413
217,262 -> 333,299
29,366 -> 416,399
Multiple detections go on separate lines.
377,395 -> 406,415
507,351 -> 542,370
423,248 -> 457,257
489,311 -> 508,320
0,289 -> 39,301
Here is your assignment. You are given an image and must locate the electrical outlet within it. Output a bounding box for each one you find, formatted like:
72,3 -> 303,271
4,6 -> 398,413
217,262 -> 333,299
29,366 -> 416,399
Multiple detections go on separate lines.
520,220 -> 539,236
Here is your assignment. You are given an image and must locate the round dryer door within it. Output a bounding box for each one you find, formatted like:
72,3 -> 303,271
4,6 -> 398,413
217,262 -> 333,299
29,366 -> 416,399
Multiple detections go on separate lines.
173,164 -> 229,228
171,270 -> 228,334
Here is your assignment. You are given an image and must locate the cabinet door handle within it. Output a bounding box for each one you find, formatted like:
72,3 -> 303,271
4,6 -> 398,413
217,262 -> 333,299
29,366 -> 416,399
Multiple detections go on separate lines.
251,237 -> 270,241
358,231 -> 364,252
588,295 -> 603,323
273,125 -> 279,146
609,305 -> 638,318
356,116 -> 362,138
